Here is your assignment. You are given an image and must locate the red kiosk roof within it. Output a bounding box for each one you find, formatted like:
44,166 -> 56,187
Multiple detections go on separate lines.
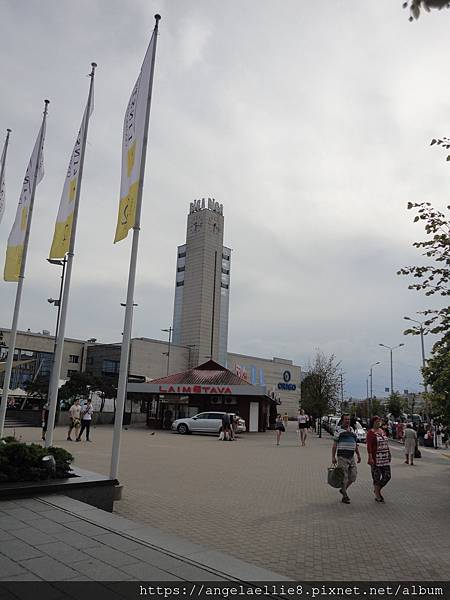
150,360 -> 253,387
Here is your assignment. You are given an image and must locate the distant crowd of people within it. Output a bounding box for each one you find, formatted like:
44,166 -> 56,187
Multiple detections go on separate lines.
389,419 -> 448,449
273,409 -> 448,506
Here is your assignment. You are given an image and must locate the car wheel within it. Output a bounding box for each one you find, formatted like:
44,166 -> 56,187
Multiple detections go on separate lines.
177,423 -> 189,435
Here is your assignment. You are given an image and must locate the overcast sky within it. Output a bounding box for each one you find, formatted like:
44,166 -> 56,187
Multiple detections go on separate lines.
0,0 -> 448,398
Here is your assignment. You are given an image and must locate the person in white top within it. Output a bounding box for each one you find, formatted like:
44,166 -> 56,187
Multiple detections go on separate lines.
67,399 -> 81,441
297,409 -> 308,446
76,398 -> 94,442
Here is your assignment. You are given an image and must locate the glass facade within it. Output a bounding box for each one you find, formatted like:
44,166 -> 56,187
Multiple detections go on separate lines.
0,346 -> 53,389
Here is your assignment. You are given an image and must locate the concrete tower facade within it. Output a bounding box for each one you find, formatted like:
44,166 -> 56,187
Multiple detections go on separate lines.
172,198 -> 231,366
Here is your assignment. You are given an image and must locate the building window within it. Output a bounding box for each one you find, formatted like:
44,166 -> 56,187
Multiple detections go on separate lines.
102,359 -> 120,376
177,266 -> 185,272
178,252 -> 186,258
69,355 -> 79,364
221,283 -> 229,289
222,253 -> 230,261
67,369 -> 78,377
176,281 -> 184,287
221,268 -> 229,275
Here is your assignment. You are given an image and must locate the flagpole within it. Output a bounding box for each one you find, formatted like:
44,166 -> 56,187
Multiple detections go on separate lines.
0,101 -> 49,438
45,65 -> 96,448
110,15 -> 160,479
0,129 -> 12,222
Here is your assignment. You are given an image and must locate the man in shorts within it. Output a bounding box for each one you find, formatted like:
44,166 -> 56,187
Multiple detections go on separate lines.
332,414 -> 361,504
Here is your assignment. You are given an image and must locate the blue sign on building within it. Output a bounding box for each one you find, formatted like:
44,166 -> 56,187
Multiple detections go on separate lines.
278,370 -> 296,391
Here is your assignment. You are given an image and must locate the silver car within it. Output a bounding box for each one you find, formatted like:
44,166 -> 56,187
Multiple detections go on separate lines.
171,412 -> 246,435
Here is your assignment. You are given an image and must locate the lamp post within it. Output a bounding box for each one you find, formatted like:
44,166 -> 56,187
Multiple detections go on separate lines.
162,327 -> 172,376
404,316 -> 428,393
47,257 -> 67,355
379,343 -> 404,395
369,361 -> 380,417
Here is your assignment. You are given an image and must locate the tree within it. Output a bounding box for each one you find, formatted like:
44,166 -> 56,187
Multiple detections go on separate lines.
422,331 -> 450,423
397,202 -> 449,335
300,351 -> 341,437
398,201 -> 449,419
387,392 -> 405,418
403,1 -> 450,21
94,376 -> 118,412
23,375 -> 50,402
58,372 -> 97,405
371,398 -> 384,417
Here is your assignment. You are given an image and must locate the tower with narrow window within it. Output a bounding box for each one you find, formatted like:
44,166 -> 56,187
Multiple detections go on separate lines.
172,199 -> 231,366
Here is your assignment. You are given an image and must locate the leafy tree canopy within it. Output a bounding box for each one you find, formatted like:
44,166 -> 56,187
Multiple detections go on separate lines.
398,202 -> 449,335
403,1 -> 450,21
300,351 -> 341,420
423,331 -> 450,423
387,392 -> 405,418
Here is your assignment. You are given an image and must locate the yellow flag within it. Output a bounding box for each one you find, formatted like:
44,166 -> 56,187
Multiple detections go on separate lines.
114,29 -> 157,243
4,123 -> 45,281
49,92 -> 93,259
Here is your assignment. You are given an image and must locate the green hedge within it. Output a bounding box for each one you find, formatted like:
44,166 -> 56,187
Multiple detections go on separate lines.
0,437 -> 73,483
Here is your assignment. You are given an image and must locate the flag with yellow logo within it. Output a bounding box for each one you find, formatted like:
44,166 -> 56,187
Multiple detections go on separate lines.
114,28 -> 157,243
49,91 -> 94,259
4,122 -> 45,281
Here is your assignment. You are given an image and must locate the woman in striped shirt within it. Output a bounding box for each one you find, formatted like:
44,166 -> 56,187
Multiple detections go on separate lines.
367,415 -> 391,503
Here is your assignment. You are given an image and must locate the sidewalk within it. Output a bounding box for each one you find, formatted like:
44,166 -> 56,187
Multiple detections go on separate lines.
7,425 -> 450,580
0,494 -> 287,582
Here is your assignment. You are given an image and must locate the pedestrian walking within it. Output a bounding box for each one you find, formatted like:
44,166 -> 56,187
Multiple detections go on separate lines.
403,423 -> 417,465
331,414 -> 361,504
435,424 -> 443,449
76,398 -> 94,442
442,425 -> 449,449
297,409 -> 308,446
41,402 -> 49,441
367,415 -> 391,503
67,399 -> 81,441
229,413 -> 236,440
282,412 -> 289,431
275,413 -> 285,445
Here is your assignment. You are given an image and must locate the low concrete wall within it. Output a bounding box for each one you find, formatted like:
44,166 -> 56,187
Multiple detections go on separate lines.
0,467 -> 119,512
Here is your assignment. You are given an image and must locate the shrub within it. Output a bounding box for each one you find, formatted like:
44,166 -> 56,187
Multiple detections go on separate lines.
0,437 -> 73,483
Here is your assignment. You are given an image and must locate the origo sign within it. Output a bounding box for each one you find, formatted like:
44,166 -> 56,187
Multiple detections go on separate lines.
277,370 -> 297,391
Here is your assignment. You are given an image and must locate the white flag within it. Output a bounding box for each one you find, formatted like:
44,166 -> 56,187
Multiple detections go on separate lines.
4,122 -> 45,281
49,91 -> 94,259
114,28 -> 157,243
0,133 -> 9,226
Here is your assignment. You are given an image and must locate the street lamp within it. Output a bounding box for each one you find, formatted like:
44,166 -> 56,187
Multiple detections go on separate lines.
379,343 -> 404,395
369,361 -> 380,417
404,316 -> 428,393
47,257 -> 67,353
162,327 -> 173,375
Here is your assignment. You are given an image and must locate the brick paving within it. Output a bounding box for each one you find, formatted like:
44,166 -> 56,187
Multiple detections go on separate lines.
0,496 -> 283,583
12,424 -> 450,580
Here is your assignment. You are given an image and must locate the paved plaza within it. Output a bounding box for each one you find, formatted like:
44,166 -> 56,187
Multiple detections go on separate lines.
8,424 -> 450,581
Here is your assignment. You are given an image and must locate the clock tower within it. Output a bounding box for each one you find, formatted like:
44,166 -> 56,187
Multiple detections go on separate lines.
172,199 -> 231,366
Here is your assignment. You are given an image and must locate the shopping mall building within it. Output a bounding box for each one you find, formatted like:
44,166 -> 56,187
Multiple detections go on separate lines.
0,201 -> 302,426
